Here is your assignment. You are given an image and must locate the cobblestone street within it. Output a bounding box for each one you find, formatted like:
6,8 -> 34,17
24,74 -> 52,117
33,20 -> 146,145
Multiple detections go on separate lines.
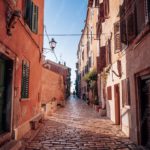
23,96 -> 139,150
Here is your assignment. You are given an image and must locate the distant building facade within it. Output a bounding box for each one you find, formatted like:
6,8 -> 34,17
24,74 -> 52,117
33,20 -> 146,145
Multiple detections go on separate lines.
76,3 -> 99,102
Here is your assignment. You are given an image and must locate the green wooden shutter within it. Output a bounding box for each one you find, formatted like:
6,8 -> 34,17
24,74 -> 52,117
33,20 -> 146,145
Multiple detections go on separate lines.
31,3 -> 39,33
25,63 -> 29,98
24,0 -> 38,33
21,60 -> 30,99
24,0 -> 32,28
35,6 -> 39,33
31,2 -> 35,32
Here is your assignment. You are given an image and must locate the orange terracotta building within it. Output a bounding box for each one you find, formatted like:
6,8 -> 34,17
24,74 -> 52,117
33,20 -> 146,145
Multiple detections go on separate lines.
0,0 -> 44,144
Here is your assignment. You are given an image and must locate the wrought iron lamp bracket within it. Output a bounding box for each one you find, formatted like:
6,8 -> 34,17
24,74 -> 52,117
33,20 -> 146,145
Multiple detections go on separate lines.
6,7 -> 21,36
112,60 -> 122,78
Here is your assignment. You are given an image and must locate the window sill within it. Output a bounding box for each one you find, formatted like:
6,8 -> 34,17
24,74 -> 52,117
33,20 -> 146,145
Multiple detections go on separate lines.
134,24 -> 150,45
20,98 -> 30,101
121,24 -> 150,53
107,99 -> 112,101
124,105 -> 130,110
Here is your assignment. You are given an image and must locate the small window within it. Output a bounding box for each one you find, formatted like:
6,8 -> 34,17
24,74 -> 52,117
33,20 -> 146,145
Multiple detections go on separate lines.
87,41 -> 90,56
122,78 -> 130,107
90,26 -> 93,43
107,86 -> 112,100
114,21 -> 121,53
120,0 -> 150,48
95,0 -> 99,7
136,0 -> 149,34
82,51 -> 84,60
127,10 -> 137,43
99,2 -> 105,22
88,57 -> 91,68
24,0 -> 38,33
106,39 -> 111,65
120,19 -> 128,49
104,0 -> 109,18
21,60 -> 30,99
122,79 -> 126,107
146,0 -> 150,23
127,78 -> 131,105
99,46 -> 106,72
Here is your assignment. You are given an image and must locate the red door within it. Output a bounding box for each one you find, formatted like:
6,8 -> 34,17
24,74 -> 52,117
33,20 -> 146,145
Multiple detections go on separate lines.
114,84 -> 120,125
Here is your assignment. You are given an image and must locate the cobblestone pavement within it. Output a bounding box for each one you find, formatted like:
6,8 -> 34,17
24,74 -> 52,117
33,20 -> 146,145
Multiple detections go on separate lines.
23,96 -> 140,150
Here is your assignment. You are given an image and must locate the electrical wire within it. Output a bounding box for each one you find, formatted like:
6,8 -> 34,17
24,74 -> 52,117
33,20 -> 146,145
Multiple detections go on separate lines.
43,34 -> 93,37
41,33 -> 109,37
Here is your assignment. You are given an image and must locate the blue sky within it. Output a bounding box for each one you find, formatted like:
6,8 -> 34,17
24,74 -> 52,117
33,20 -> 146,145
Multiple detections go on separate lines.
44,0 -> 88,91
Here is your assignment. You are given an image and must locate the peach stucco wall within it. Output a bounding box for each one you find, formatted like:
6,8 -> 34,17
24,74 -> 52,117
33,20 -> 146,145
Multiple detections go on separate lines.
0,0 -> 44,139
41,68 -> 65,104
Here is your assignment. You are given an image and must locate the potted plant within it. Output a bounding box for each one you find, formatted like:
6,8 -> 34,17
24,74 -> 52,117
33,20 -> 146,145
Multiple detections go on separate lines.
83,69 -> 98,106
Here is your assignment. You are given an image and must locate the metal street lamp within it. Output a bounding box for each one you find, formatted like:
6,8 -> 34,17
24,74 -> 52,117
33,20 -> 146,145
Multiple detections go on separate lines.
43,38 -> 58,61
49,38 -> 57,50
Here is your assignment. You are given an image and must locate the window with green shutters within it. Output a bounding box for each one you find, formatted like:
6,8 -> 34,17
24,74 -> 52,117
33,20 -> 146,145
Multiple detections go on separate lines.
21,60 -> 30,99
24,0 -> 39,33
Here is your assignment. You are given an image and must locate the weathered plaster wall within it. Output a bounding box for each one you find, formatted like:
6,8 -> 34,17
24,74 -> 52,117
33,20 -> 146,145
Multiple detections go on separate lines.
0,0 -> 44,139
41,68 -> 65,105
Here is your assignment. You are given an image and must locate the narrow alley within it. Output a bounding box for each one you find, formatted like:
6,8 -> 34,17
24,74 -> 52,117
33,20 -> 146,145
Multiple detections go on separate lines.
22,96 -> 138,150
0,0 -> 150,149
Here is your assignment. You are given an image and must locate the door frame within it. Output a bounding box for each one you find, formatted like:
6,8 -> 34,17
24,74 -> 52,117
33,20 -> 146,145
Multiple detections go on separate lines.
114,83 -> 121,125
135,67 -> 150,145
0,52 -> 15,145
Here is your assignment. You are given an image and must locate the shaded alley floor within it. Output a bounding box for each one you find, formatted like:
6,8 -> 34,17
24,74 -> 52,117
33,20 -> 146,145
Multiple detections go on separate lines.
23,96 -> 139,150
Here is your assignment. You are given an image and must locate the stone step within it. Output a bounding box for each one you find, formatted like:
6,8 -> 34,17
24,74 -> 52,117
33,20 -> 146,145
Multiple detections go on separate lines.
0,140 -> 22,150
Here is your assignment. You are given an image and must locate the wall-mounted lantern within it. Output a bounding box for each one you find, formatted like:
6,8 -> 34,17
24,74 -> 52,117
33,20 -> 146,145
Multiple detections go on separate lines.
43,38 -> 58,61
49,38 -> 57,51
6,8 -> 21,36
43,38 -> 57,53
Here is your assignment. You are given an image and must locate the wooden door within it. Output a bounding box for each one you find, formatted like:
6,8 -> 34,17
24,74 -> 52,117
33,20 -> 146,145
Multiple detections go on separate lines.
114,84 -> 120,125
140,77 -> 150,148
